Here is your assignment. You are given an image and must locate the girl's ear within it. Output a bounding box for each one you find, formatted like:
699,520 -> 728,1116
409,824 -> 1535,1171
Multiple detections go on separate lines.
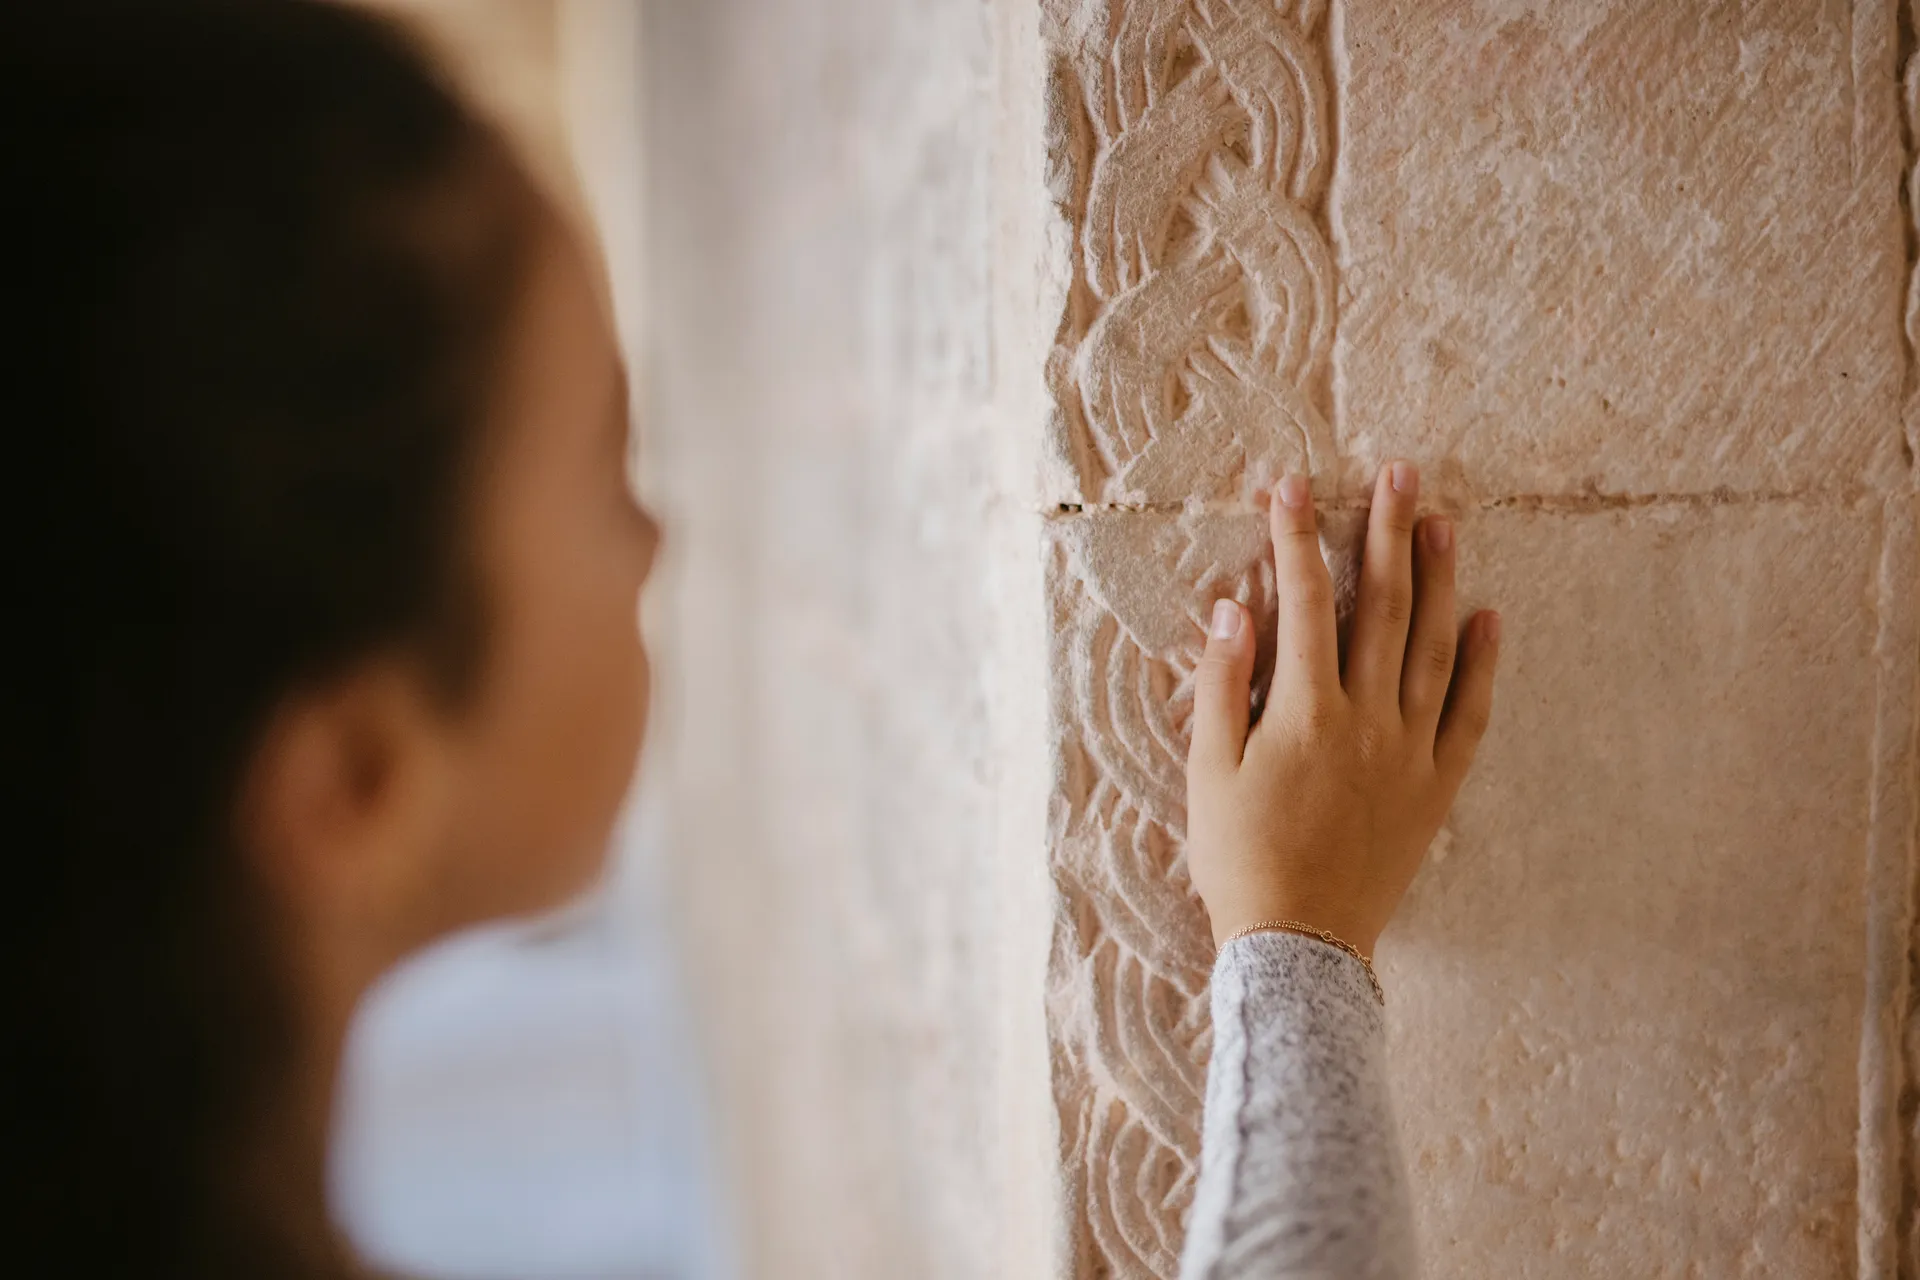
235,661 -> 459,936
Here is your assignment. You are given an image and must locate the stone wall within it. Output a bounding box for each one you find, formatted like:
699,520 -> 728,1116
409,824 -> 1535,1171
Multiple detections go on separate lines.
641,2 -> 1059,1276
1039,2 -> 1920,1277
648,1 -> 1920,1278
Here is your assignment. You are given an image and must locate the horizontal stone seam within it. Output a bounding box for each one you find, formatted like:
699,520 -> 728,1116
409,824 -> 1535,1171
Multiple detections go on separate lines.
1043,486 -> 1909,518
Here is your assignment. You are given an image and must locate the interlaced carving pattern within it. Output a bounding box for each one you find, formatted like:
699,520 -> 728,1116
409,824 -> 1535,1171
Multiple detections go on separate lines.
1045,2 -> 1336,1276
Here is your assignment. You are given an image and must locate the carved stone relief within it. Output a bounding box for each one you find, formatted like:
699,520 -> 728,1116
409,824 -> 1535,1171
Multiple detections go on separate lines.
1044,515 -> 1262,1278
1041,1 -> 1338,1274
1044,0 -> 1337,508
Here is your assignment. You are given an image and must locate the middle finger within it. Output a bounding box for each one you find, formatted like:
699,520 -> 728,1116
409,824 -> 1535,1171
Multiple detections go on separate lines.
1345,459 -> 1420,712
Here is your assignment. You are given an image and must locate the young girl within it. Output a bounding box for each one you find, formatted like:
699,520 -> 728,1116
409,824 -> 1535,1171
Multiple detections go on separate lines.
8,3 -> 1496,1277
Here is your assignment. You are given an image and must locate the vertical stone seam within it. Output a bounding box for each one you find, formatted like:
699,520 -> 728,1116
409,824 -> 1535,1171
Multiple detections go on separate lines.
1901,0 -> 1920,470
1895,4 -> 1920,1273
1325,0 -> 1351,492
1865,496 -> 1918,1280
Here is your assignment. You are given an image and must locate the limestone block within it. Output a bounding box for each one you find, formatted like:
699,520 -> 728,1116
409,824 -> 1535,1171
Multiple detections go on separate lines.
1047,498 -> 1891,1278
1337,0 -> 1907,499
1042,0 -> 1338,506
1386,500 -> 1882,1278
1044,510 -> 1271,1278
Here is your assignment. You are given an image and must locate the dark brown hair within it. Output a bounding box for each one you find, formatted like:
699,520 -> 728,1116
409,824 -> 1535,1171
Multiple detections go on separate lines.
0,2 -> 540,1273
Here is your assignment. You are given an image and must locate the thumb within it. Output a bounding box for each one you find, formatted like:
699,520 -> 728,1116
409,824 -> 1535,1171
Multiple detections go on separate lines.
1189,598 -> 1256,774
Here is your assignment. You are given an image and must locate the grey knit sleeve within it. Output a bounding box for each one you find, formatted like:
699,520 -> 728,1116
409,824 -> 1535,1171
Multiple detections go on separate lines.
1178,931 -> 1418,1280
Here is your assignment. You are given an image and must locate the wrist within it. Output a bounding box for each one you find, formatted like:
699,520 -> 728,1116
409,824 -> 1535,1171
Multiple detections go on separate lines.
1208,906 -> 1379,960
1214,916 -> 1388,1004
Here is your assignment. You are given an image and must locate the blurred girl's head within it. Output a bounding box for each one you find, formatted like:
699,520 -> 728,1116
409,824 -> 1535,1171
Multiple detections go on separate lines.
5,2 -> 657,1273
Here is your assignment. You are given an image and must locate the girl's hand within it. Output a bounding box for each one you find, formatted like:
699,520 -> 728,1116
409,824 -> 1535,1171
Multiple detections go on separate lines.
1186,462 -> 1501,956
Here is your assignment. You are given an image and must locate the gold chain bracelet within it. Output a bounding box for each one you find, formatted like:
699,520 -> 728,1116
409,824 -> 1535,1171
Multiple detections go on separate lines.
1220,920 -> 1385,1006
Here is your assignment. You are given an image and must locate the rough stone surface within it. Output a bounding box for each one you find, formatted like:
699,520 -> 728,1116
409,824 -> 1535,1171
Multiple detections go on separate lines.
643,2 -> 1058,1278
1386,501 -> 1880,1278
1336,0 -> 1908,501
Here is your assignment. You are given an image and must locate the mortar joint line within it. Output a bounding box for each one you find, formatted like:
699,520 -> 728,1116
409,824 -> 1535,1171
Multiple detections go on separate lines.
1043,486 -> 1892,519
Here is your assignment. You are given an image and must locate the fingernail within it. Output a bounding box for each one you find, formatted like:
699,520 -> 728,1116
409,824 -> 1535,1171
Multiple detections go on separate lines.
1426,517 -> 1453,553
1278,474 -> 1310,509
1210,599 -> 1242,639
1485,611 -> 1502,644
1391,460 -> 1418,495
